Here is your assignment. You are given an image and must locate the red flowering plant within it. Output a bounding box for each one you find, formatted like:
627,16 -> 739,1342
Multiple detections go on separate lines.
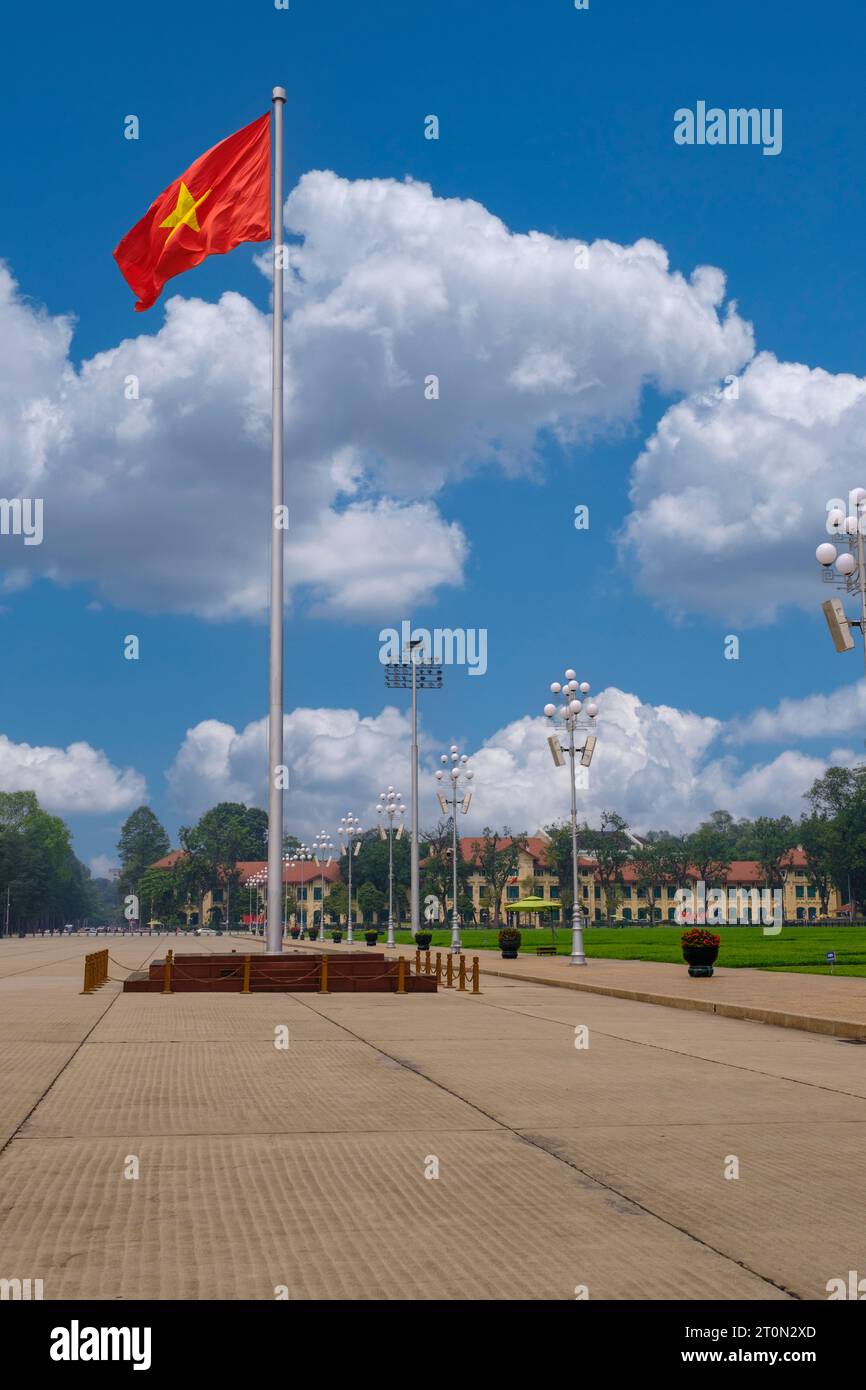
681,928 -> 720,948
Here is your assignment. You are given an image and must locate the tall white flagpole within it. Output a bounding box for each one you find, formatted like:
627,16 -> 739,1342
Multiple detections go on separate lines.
266,86 -> 286,955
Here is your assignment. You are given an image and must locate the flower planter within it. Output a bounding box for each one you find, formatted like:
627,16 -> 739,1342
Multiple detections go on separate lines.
498,929 -> 521,959
682,944 -> 719,977
414,932 -> 433,951
331,931 -> 343,943
364,933 -> 379,947
308,929 -> 319,942
289,929 -> 300,940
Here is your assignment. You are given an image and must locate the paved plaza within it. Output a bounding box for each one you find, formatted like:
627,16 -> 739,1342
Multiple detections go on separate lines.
1,935 -> 864,1300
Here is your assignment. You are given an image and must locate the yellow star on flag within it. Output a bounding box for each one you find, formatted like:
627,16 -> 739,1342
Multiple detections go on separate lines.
159,181 -> 212,246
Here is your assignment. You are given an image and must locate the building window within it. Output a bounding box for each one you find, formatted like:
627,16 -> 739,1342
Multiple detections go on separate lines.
594,886 -> 601,900
795,885 -> 804,899
507,886 -> 519,901
667,908 -> 675,922
796,907 -> 804,920
623,908 -> 632,922
594,909 -> 603,922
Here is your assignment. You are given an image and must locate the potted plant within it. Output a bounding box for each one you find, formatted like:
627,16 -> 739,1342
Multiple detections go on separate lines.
331,929 -> 343,943
681,927 -> 720,977
308,924 -> 319,942
498,926 -> 521,959
414,929 -> 433,950
289,925 -> 300,939
364,928 -> 379,947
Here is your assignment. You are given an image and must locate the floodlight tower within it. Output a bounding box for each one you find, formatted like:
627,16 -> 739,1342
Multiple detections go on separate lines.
377,788 -> 406,948
384,644 -> 443,942
543,668 -> 599,966
815,489 -> 866,676
338,814 -> 363,944
435,746 -> 474,954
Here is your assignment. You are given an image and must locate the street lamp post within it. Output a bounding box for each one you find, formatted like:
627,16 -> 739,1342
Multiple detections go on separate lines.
338,814 -> 363,943
289,845 -> 314,935
312,832 -> 334,939
816,489 -> 866,678
543,668 -> 599,966
377,788 -> 406,949
435,745 -> 474,954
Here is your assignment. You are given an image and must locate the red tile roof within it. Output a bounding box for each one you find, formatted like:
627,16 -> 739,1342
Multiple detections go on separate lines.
150,852 -> 342,886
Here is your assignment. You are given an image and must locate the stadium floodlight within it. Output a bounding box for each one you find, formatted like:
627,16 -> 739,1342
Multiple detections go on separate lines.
385,647 -> 443,943
822,597 -> 855,653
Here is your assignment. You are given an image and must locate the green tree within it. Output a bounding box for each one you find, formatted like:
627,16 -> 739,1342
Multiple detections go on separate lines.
687,818 -> 731,887
752,816 -> 798,889
117,807 -> 170,898
466,827 -> 527,926
799,813 -> 838,917
357,881 -> 385,924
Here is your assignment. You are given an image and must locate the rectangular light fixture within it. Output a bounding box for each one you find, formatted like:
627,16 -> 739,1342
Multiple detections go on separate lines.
548,734 -> 565,768
437,792 -> 449,815
461,792 -> 472,814
580,734 -> 597,768
822,597 -> 855,653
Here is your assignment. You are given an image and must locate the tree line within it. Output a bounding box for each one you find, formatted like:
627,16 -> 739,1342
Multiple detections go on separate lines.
0,791 -> 110,932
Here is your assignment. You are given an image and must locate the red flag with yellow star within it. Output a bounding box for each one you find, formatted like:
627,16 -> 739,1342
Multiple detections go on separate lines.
113,113 -> 270,311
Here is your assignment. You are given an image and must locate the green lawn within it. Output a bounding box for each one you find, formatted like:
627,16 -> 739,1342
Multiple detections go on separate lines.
391,926 -> 866,977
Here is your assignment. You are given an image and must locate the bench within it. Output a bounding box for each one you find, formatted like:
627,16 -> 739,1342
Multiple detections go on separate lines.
535,945 -> 557,956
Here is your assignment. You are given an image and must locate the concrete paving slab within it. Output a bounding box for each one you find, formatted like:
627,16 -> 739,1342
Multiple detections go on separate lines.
0,1131 -> 786,1301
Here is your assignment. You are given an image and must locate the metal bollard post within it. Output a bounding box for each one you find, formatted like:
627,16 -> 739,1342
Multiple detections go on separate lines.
396,955 -> 407,994
472,957 -> 480,994
319,954 -> 330,995
458,955 -> 466,992
241,955 -> 251,995
162,949 -> 174,996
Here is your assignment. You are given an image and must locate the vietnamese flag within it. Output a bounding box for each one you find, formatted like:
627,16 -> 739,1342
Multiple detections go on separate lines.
113,113 -> 270,311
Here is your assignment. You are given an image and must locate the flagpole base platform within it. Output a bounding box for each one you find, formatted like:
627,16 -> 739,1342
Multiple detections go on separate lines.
123,952 -> 437,994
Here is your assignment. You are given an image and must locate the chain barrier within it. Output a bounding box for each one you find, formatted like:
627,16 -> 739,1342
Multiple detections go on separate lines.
413,949 -> 480,994
80,949 -> 109,994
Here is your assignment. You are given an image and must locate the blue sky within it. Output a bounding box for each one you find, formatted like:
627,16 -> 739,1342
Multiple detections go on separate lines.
2,0 -> 866,871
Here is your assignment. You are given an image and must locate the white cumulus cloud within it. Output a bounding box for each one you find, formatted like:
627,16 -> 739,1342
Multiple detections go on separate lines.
0,171 -> 751,620
623,351 -> 866,623
165,685 -> 832,839
0,733 -> 146,815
